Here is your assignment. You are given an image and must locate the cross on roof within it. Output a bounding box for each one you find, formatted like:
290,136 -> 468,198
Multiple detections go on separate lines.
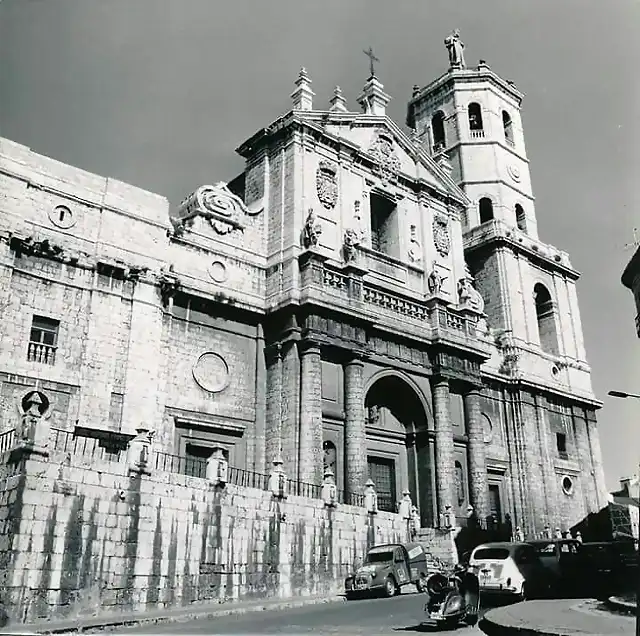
363,46 -> 380,78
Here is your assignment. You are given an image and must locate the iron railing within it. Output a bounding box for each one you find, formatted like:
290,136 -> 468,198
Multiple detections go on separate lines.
0,429 -> 16,453
11,427 -> 370,509
154,451 -> 207,479
227,466 -> 269,490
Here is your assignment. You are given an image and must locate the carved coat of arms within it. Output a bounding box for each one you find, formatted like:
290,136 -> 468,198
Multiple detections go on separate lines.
368,130 -> 401,184
432,215 -> 451,257
316,161 -> 338,210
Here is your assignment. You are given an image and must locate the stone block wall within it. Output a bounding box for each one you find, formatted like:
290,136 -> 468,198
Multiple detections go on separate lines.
0,448 -> 456,625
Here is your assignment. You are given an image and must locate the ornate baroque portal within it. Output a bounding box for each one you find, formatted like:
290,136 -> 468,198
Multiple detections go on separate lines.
364,374 -> 437,526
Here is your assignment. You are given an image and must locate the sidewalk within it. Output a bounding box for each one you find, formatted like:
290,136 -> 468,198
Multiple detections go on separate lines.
2,593 -> 346,634
480,598 -> 635,636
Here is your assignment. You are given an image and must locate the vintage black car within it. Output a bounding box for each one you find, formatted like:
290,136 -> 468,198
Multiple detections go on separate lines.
345,542 -> 429,599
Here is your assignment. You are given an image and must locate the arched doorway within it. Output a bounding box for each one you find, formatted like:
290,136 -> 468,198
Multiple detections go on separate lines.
364,374 -> 434,526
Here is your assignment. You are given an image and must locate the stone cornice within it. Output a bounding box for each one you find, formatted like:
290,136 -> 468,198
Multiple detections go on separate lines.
463,220 -> 579,280
235,110 -> 470,211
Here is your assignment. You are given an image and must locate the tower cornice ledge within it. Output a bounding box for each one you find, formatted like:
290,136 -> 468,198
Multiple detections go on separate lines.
463,220 -> 579,280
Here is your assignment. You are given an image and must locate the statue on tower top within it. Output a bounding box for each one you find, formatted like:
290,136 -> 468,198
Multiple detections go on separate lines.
444,29 -> 466,69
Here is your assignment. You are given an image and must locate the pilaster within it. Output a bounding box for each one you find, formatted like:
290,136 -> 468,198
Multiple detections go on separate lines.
253,324 -> 267,473
344,357 -> 366,497
464,388 -> 489,521
120,278 -> 164,436
432,377 -> 454,518
298,342 -> 323,485
265,344 -> 283,469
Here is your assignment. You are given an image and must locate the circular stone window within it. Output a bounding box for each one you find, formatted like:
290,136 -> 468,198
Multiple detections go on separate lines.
561,475 -> 574,496
207,260 -> 228,283
192,352 -> 229,393
48,205 -> 76,229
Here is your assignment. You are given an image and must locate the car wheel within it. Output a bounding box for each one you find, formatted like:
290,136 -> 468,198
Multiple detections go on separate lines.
519,582 -> 528,602
383,576 -> 397,598
465,613 -> 478,626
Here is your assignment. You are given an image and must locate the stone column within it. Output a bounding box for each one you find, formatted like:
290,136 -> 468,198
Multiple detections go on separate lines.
298,343 -> 323,484
265,344 -> 283,470
432,377 -> 454,519
464,388 -> 490,521
344,357 -> 366,498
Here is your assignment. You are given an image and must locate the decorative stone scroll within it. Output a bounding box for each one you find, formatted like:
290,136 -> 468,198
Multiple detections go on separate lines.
432,215 -> 451,257
316,160 -> 339,210
368,129 -> 401,184
175,182 -> 262,237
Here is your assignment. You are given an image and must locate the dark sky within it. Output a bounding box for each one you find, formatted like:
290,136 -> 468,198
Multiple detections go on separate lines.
1,0 -> 639,489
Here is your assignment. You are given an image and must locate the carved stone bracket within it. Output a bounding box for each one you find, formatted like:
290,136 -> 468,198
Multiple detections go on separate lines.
158,268 -> 181,307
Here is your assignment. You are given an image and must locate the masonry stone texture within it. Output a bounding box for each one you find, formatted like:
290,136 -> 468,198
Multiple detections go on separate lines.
0,46 -> 609,623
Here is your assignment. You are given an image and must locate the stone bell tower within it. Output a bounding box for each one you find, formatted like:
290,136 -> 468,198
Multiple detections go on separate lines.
405,30 -> 589,364
407,33 -> 539,240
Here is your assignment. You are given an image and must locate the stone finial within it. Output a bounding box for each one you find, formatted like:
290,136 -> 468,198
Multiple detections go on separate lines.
412,84 -> 421,97
364,478 -> 378,514
321,467 -> 338,507
329,86 -> 348,113
268,453 -> 288,498
357,76 -> 391,116
291,67 -> 315,111
398,490 -> 413,520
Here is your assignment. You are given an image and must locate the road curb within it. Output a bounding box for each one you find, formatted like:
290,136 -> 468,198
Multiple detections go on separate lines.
606,595 -> 636,614
4,595 -> 347,634
479,601 -> 631,636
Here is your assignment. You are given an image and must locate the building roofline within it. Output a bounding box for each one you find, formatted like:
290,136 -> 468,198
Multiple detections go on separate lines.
621,245 -> 640,289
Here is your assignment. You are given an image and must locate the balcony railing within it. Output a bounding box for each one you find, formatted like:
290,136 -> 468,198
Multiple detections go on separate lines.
470,129 -> 485,139
0,429 -> 15,453
27,342 -> 56,365
50,428 -> 125,462
154,451 -> 207,479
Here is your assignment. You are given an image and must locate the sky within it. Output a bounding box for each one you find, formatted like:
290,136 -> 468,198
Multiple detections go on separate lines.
1,0 -> 639,490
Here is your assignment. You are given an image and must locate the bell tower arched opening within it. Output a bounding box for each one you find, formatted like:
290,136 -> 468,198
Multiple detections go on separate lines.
364,374 -> 434,526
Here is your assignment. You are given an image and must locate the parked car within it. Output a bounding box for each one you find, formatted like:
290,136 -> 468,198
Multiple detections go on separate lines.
527,538 -> 582,594
345,542 -> 429,599
577,540 -> 638,597
469,542 -> 552,600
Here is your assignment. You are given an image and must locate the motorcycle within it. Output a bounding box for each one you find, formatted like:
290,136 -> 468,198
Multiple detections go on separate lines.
422,563 -> 480,629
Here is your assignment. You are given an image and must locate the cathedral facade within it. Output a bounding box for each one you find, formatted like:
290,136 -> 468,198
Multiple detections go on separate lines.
0,38 -> 608,538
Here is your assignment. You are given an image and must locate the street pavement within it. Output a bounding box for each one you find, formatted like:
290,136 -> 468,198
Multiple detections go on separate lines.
114,591 -> 485,635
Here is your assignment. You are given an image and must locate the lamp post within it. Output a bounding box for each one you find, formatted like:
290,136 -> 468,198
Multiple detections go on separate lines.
608,389 -> 640,635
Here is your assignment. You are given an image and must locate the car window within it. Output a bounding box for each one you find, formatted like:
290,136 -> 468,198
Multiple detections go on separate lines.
516,546 -> 537,564
535,542 -> 556,554
365,551 -> 393,564
394,549 -> 404,563
560,544 -> 570,553
473,548 -> 510,560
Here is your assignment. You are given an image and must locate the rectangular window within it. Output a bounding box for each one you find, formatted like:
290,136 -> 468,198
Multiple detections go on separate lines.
367,456 -> 396,512
556,432 -> 568,459
28,315 -> 59,365
369,193 -> 397,256
488,484 -> 502,521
